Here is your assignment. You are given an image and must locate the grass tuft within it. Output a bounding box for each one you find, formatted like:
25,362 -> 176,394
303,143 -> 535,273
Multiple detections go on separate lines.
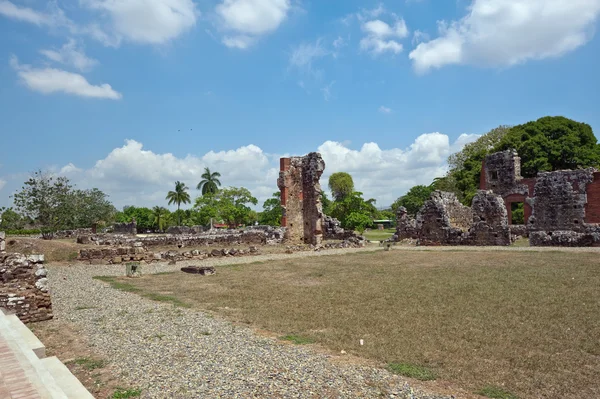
387,363 -> 436,381
112,388 -> 142,398
280,334 -> 315,345
476,386 -> 520,399
71,357 -> 106,370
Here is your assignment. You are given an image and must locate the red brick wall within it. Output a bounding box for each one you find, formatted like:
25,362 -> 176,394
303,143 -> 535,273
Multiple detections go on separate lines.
279,158 -> 290,227
585,172 -> 600,223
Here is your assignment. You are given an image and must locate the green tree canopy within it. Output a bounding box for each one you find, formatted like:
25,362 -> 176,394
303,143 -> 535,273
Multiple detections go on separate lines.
115,206 -> 154,232
391,185 -> 435,217
329,191 -> 377,230
193,186 -> 258,227
0,207 -> 26,230
12,170 -> 115,231
166,181 -> 191,225
152,206 -> 170,232
259,192 -> 282,226
328,172 -> 354,201
197,167 -> 222,196
494,116 -> 600,177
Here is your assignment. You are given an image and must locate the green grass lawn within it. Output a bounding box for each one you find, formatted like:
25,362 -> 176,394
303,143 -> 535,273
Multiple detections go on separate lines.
106,249 -> 600,399
362,228 -> 396,241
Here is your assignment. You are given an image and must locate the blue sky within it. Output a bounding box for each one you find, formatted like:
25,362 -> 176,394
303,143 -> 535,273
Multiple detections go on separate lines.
1,0 -> 600,210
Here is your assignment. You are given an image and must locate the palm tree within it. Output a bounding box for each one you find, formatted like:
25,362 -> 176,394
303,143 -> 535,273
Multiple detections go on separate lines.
152,206 -> 169,232
197,167 -> 222,196
166,181 -> 191,226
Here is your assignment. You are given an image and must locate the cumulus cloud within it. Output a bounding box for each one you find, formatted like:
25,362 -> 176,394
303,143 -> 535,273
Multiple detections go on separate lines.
40,39 -> 98,72
378,105 -> 392,114
409,0 -> 600,73
10,56 -> 122,100
360,18 -> 409,55
216,0 -> 290,48
49,133 -> 478,210
289,39 -> 329,72
81,0 -> 198,45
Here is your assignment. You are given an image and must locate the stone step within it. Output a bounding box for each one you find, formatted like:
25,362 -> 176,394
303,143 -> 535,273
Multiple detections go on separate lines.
4,313 -> 46,358
40,356 -> 95,399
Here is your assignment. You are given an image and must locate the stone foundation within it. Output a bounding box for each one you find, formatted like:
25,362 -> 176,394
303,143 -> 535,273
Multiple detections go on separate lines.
0,253 -> 52,323
112,221 -> 137,235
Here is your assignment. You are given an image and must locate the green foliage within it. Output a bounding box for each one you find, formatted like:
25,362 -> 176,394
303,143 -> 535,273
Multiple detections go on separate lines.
72,357 -> 106,370
197,167 -> 222,195
495,116 -> 600,177
112,388 -> 142,399
320,191 -> 332,215
193,186 -> 258,227
115,206 -> 154,232
151,206 -> 169,232
476,386 -> 520,399
391,185 -> 435,216
387,363 -> 437,381
344,212 -> 373,233
4,229 -> 42,235
166,181 -> 191,226
0,207 -> 26,230
328,172 -> 354,201
329,191 -> 377,230
12,170 -> 116,230
259,192 -> 282,226
511,202 -> 524,224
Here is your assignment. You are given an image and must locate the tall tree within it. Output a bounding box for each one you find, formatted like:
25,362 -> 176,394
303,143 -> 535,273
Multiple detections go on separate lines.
197,167 -> 222,195
259,192 -> 282,226
328,172 -> 354,201
166,181 -> 191,226
152,206 -> 169,232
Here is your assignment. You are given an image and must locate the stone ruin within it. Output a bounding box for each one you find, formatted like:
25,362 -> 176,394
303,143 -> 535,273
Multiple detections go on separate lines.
0,231 -> 5,252
0,252 -> 52,323
396,190 -> 511,246
278,153 -> 363,246
278,153 -> 326,245
112,220 -> 137,235
481,150 -> 600,246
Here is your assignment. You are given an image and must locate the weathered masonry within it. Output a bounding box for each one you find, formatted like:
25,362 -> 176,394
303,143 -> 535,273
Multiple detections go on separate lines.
480,150 -> 600,246
277,153 -> 326,245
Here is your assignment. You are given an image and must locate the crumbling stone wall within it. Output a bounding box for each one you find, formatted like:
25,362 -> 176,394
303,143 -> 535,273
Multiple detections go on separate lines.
166,226 -> 206,235
528,169 -> 600,246
113,221 -> 137,235
322,215 -> 360,240
0,253 -> 52,323
417,191 -> 473,245
0,231 -> 5,252
467,191 -> 511,245
278,153 -> 325,245
396,191 -> 511,246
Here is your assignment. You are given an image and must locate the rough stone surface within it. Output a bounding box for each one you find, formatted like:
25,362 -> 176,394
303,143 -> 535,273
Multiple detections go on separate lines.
278,153 -> 326,245
0,231 -> 5,253
112,221 -> 137,235
467,190 -> 511,246
0,252 -> 52,322
166,226 -> 206,235
417,191 -> 473,246
322,215 -> 360,240
180,266 -> 216,275
395,207 -> 418,240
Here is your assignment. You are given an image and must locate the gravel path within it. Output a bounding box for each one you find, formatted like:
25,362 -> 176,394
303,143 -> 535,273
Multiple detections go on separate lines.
47,245 -> 600,399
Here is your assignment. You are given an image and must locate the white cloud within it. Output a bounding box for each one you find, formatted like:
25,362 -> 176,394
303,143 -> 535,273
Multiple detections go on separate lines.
360,18 -> 408,55
216,0 -> 290,47
332,36 -> 345,49
40,39 -> 98,72
321,80 -> 335,101
82,0 -> 198,45
10,56 -> 122,100
378,105 -> 392,114
412,29 -> 429,45
409,0 -> 600,73
0,0 -> 71,27
289,39 -> 328,71
31,133 -> 478,210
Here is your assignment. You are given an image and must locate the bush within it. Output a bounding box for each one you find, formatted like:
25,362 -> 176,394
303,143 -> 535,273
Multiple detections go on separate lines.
5,229 -> 42,235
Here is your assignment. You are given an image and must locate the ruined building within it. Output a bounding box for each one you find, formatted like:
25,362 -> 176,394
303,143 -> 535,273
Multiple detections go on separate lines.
396,190 -> 511,246
480,150 -> 600,246
277,153 -> 326,245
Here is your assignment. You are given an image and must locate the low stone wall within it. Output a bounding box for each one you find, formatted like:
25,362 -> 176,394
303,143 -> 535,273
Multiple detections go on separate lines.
78,245 -> 262,263
78,228 -> 285,248
509,225 -> 528,238
0,253 -> 52,323
529,227 -> 600,247
322,216 -> 361,240
54,228 -> 93,239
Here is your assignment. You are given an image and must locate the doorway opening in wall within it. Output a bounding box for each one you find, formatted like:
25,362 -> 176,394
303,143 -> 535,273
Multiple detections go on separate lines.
511,202 -> 525,225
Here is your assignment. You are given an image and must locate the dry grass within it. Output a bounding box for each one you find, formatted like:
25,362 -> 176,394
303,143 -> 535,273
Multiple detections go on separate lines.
107,249 -> 600,399
4,237 -> 92,263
